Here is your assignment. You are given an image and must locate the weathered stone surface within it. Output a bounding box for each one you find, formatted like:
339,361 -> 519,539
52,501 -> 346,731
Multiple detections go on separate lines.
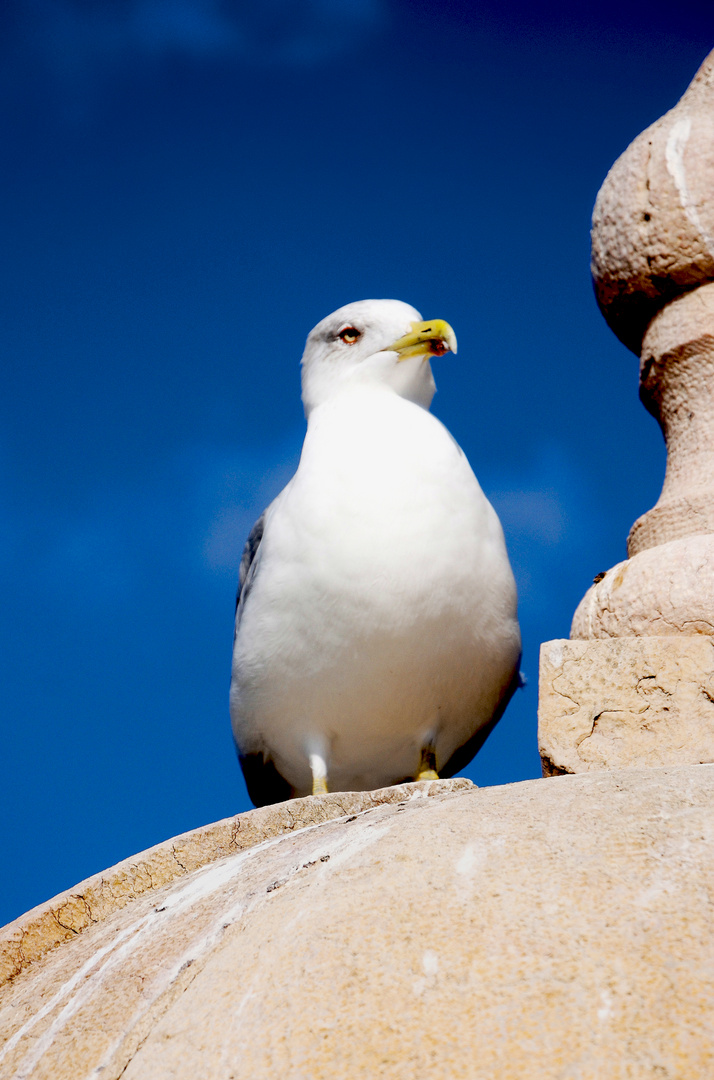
553,54 -> 714,779
628,284 -> 714,554
539,637 -> 714,776
3,767 -> 714,1078
591,49 -> 714,353
577,52 -> 714,638
0,778 -> 470,987
571,535 -> 714,640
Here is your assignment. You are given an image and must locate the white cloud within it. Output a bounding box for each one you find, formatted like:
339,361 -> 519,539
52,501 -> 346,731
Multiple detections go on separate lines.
200,450 -> 297,574
6,0 -> 386,74
491,488 -> 566,547
0,0 -> 385,122
0,437 -> 612,667
132,0 -> 242,55
0,439 -> 301,614
481,446 -> 611,620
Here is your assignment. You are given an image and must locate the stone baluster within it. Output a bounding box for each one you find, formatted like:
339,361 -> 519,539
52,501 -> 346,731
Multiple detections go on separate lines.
539,50 -> 714,776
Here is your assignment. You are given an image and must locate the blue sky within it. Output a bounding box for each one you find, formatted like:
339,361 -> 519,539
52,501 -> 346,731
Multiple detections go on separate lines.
2,0 -> 713,926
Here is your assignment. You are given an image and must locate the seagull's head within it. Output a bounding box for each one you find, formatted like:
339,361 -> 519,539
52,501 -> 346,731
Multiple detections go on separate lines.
300,299 -> 457,416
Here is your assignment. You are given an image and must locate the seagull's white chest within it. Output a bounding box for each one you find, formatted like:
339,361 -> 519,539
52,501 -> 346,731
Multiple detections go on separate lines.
284,391 -> 495,615
231,385 -> 520,796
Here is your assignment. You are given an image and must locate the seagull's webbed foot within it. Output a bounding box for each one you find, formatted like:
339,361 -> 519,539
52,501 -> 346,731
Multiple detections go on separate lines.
415,746 -> 440,782
309,752 -> 329,796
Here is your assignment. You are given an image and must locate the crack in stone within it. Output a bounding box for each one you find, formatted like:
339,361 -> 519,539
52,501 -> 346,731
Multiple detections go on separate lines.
54,895 -> 92,934
229,820 -> 241,849
171,848 -> 189,873
636,676 -> 673,697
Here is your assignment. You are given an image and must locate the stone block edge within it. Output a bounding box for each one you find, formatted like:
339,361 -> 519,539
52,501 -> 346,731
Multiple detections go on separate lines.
0,777 -> 473,987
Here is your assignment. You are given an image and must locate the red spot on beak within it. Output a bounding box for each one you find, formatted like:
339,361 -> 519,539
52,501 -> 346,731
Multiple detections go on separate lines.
429,339 -> 448,356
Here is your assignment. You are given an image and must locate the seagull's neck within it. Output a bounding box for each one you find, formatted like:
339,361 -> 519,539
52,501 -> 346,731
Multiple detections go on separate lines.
303,360 -> 436,419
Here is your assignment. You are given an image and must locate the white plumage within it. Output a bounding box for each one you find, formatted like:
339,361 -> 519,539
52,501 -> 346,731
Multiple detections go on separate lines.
230,299 -> 520,805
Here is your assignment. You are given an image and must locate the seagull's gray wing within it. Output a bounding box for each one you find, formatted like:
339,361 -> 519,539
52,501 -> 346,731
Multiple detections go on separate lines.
234,511 -> 266,628
233,507 -> 295,805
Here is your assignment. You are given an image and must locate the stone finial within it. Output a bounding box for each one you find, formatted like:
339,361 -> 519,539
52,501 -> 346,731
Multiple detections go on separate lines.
591,50 -> 714,355
576,46 -> 714,630
539,49 -> 714,777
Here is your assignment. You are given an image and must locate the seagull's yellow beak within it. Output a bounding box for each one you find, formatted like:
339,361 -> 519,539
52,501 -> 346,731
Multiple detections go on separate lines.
384,319 -> 458,361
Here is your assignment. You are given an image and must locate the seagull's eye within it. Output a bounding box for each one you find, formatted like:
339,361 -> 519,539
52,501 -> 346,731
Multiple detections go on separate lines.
338,326 -> 361,345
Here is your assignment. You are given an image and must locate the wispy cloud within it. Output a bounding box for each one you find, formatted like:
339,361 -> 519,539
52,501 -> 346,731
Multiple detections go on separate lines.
0,0 -> 385,123
482,445 -> 612,636
0,440 -> 301,618
4,0 -> 386,81
0,438 -> 608,635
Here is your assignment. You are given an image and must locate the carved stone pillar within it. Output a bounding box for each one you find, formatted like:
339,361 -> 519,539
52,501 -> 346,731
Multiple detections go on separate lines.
539,50 -> 714,776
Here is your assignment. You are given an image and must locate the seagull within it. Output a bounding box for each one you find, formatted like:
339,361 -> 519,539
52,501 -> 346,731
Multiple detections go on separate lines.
230,299 -> 521,806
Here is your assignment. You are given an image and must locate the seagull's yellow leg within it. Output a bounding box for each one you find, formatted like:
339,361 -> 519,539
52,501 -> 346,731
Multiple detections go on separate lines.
416,746 -> 440,782
309,752 -> 329,796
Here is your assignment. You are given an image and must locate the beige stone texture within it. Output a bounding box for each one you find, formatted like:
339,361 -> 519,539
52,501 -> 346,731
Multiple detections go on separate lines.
538,637 -> 714,776
627,285 -> 714,554
576,50 -> 714,638
3,767 -> 714,1078
550,53 -> 714,783
0,778 -> 468,987
591,49 -> 714,353
571,535 -> 714,639
547,54 -> 714,779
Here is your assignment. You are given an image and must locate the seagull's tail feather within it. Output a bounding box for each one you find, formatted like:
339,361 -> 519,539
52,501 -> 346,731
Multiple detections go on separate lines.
239,750 -> 295,808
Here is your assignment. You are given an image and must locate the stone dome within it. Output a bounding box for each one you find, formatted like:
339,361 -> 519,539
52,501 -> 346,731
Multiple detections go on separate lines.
2,768 -> 714,1077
